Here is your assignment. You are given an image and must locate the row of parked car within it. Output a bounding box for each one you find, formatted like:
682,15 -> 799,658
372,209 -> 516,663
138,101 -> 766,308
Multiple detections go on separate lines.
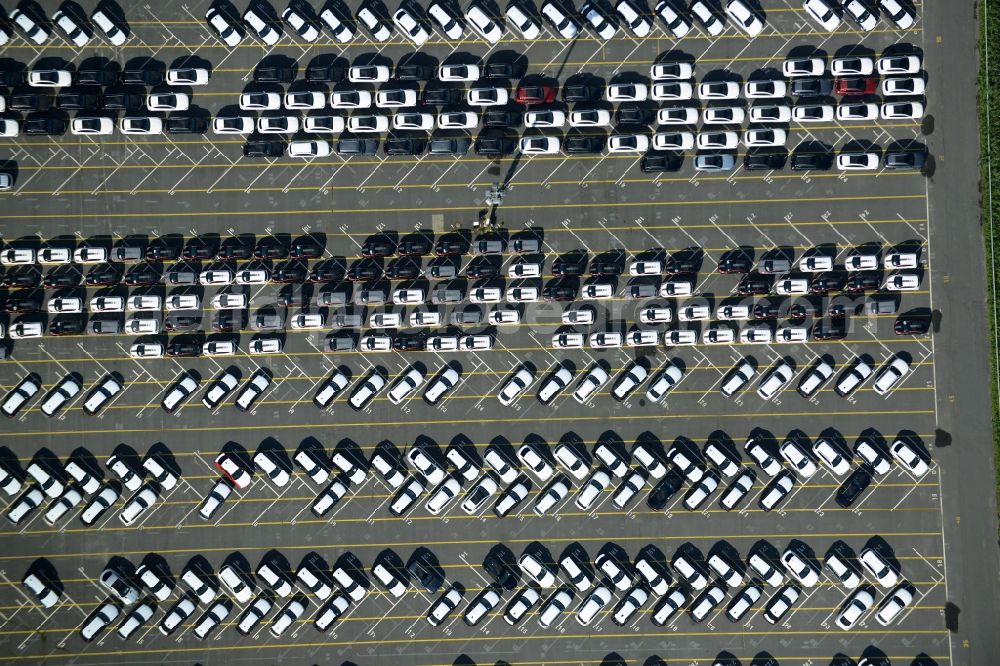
0,4 -> 126,47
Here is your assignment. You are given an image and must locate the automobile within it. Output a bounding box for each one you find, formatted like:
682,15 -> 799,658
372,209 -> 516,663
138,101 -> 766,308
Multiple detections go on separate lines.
253,449 -> 290,488
812,438 -> 851,477
82,375 -> 123,415
466,2 -> 503,42
197,478 -> 232,520
311,475 -> 349,517
200,268 -> 233,285
880,0 -> 915,28
744,128 -> 787,147
683,471 -> 719,510
879,54 -> 922,75
875,583 -> 915,626
206,7 -> 243,46
607,82 -> 648,102
142,453 -> 178,491
236,593 -> 275,635
745,80 -> 788,99
835,465 -> 873,508
836,101 -> 880,121
859,547 -> 899,588
746,105 -> 792,126
540,0 -> 581,38
464,584 -> 503,626
797,359 -> 834,398
689,584 -> 726,622
39,376 -> 81,417
763,584 -> 800,624
780,545 -> 819,587
582,2 -> 617,39
257,116 -> 301,134
882,101 -> 925,119
841,0 -> 877,29
645,363 -> 684,403
873,357 -> 910,394
282,5 -> 320,41
778,436 -> 816,479
724,0 -> 763,35
493,475 -> 531,517
166,67 -> 209,86
649,585 -> 687,625
119,482 -> 159,526
2,375 -> 42,418
608,133 -> 651,153
504,2 -> 540,41
753,470 -> 793,512
885,149 -> 928,169
79,601 -> 121,642
757,362 -> 794,399
890,438 -> 930,476
694,154 -> 736,172
689,0 -> 724,35
834,75 -> 877,96
792,103 -> 836,122
238,6 -> 280,45
269,595 -> 307,636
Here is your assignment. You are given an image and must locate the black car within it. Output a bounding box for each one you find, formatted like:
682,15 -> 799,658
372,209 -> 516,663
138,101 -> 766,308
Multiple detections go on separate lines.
484,61 -> 526,79
744,150 -> 785,171
212,312 -> 242,332
50,318 -> 84,335
9,93 -> 49,111
640,152 -> 682,173
362,239 -> 396,258
308,265 -> 344,283
396,239 -> 432,257
56,91 -> 99,110
384,137 -> 427,156
123,69 -> 163,86
272,264 -> 307,283
393,333 -> 427,351
665,257 -> 698,274
386,261 -> 421,280
23,116 -> 66,135
253,242 -> 288,260
434,239 -> 468,256
552,256 -> 586,277
347,260 -> 382,281
753,302 -> 782,320
428,138 -> 472,155
894,315 -> 930,335
475,131 -> 517,156
809,274 -> 846,294
835,466 -> 872,508
84,267 -> 120,286
166,341 -> 202,357
144,244 -> 178,261
790,77 -> 833,97
305,63 -> 345,83
181,242 -> 214,260
405,547 -> 445,594
395,63 -> 434,81
482,544 -> 519,591
791,151 -> 833,171
813,323 -> 846,341
589,260 -> 622,276
165,315 -> 200,331
542,282 -> 576,301
615,104 -> 654,125
336,138 -> 378,155
565,135 -> 603,154
646,468 -> 685,510
253,65 -> 295,83
0,69 -> 25,87
884,150 -> 927,170
217,242 -> 251,260
1,297 -> 40,313
466,258 -> 500,279
718,256 -> 752,274
788,304 -> 813,322
244,141 -> 285,158
735,276 -> 771,296
100,90 -> 141,111
124,268 -> 159,286
481,109 -> 522,128
562,83 -> 601,102
845,272 -> 880,293
43,270 -> 81,288
167,115 -> 208,134
76,67 -> 119,86
422,85 -> 462,106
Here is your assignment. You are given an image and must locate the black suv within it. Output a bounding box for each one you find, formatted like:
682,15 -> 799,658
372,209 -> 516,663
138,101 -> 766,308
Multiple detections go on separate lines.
565,135 -> 603,154
484,61 -> 526,79
122,69 -> 163,86
337,138 -> 378,155
167,115 -> 208,134
305,63 -> 344,83
422,85 -> 462,106
101,89 -> 143,111
562,83 -> 601,102
24,116 -> 66,135
253,65 -> 295,83
474,131 -> 517,156
482,109 -> 522,128
384,136 -> 427,155
56,90 -> 99,110
744,150 -> 785,171
615,104 -> 654,125
395,63 -> 434,81
640,152 -> 681,173
76,68 -> 119,86
244,141 -> 285,158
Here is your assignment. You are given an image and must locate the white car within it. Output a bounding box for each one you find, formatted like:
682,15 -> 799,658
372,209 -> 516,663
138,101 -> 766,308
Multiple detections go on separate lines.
284,91 -> 325,110
392,113 -> 432,131
569,109 -> 612,127
520,136 -> 560,154
541,0 -> 581,38
832,56 -> 875,76
289,140 -> 331,158
880,0 -> 915,29
837,102 -> 879,121
91,9 -> 126,45
878,55 -> 921,75
884,273 -> 920,291
239,92 -> 281,111
348,65 -> 391,83
838,152 -> 879,171
608,134 -> 650,153
745,80 -> 787,98
689,0 -> 724,35
538,366 -> 574,404
438,111 -> 478,129
744,128 -> 787,147
439,63 -> 479,81
47,296 -> 83,314
678,303 -> 710,321
616,0 -> 652,36
859,547 -> 899,587
779,439 -> 817,479
890,438 -> 929,476
784,57 -> 825,77
881,101 -> 924,119
28,69 -> 71,87
330,90 -> 372,108
697,130 -> 738,149
72,116 -> 114,135
576,586 -> 612,625
206,7 -> 243,46
356,6 -> 392,41
757,362 -> 793,399
875,584 -> 914,625
639,306 -> 672,324
505,3 -> 540,39
243,7 -> 280,44
780,548 -> 819,587
429,1 -> 465,39
607,83 -> 648,102
612,363 -> 648,400
725,0 -> 764,36
885,250 -> 919,268
120,116 -> 164,134
498,367 -> 534,406
258,116 -> 301,134
200,269 -> 233,285
211,293 -> 247,310
698,81 -> 740,100
164,294 -> 199,310
0,248 -> 33,265
51,9 -> 89,46
147,93 -> 189,111
466,3 -> 503,42
843,0 -> 878,30
645,363 -> 683,403
750,104 -> 792,123
814,439 -> 852,476
803,0 -> 841,30
651,82 -> 694,101
376,89 -> 418,108
391,7 -> 428,44
467,87 -> 509,106
525,110 -> 566,127
130,343 -> 163,358
166,68 -> 209,85
657,106 -> 700,125
573,365 -> 609,404
654,2 -> 691,37
704,327 -> 735,345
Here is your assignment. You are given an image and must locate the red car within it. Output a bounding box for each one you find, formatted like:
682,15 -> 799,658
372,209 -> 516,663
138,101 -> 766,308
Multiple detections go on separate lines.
515,84 -> 556,104
214,453 -> 252,489
835,76 -> 878,96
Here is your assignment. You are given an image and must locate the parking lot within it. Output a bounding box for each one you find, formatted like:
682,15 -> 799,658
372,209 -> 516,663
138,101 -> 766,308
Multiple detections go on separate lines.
0,0 -> 992,665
